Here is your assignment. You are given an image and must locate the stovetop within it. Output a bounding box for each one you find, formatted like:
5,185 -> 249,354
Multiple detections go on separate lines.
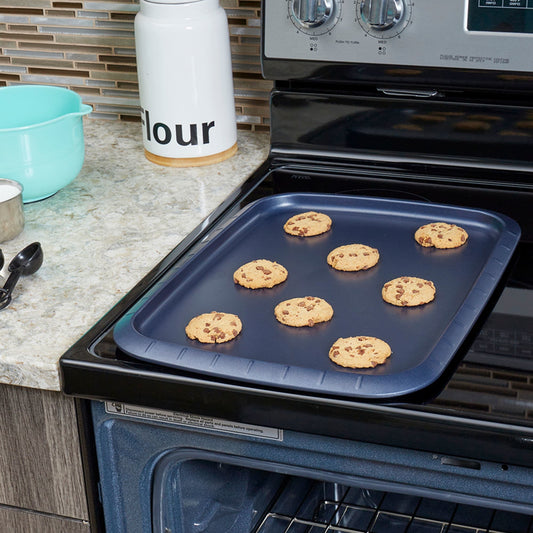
60,155 -> 533,468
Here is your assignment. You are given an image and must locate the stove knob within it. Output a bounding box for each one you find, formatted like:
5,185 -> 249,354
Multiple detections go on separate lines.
360,0 -> 404,31
290,0 -> 335,29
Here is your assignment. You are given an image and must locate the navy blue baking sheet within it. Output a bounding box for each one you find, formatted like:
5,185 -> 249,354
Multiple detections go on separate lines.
113,193 -> 521,399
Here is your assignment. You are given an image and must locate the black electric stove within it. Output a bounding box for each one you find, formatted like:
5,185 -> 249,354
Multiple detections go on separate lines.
62,0 -> 533,477
60,156 -> 533,463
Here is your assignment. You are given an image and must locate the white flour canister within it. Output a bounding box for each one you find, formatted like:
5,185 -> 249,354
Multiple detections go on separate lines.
135,0 -> 238,167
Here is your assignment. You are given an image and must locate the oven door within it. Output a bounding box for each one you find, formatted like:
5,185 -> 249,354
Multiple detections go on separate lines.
92,401 -> 533,533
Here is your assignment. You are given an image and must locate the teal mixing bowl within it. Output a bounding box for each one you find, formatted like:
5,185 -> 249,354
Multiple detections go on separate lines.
0,85 -> 92,202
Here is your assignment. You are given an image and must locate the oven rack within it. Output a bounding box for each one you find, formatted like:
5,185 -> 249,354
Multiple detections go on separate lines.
252,481 -> 533,533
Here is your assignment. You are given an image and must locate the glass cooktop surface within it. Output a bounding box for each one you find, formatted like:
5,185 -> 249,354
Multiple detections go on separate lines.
60,160 -> 533,467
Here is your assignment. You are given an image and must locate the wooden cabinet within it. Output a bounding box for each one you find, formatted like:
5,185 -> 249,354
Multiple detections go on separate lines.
0,506 -> 89,533
0,384 -> 90,531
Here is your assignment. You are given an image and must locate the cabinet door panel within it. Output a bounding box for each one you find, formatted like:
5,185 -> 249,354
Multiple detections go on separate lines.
0,385 -> 88,519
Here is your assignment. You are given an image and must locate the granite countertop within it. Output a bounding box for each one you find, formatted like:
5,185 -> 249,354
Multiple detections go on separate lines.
0,119 -> 270,392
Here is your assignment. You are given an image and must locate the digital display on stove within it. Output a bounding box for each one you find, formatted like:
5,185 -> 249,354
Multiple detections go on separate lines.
468,0 -> 533,33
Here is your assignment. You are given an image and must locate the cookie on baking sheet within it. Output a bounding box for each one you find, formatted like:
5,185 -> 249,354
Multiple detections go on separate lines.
185,311 -> 242,344
233,259 -> 288,289
274,296 -> 333,327
283,211 -> 332,237
414,222 -> 468,249
327,244 -> 380,272
382,276 -> 436,307
329,336 -> 392,369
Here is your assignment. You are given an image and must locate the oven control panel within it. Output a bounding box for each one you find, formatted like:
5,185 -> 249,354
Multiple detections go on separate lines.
264,0 -> 533,72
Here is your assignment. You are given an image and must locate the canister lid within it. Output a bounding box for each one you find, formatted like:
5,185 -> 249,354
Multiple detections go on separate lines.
142,0 -> 204,4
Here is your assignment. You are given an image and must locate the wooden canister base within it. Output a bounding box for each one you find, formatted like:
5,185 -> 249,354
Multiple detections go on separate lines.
144,143 -> 238,168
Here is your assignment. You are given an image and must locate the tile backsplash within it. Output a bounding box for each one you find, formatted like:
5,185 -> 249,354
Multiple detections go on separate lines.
0,0 -> 271,130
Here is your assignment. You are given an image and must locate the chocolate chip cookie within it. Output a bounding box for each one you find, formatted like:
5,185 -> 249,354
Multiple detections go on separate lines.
274,296 -> 333,327
185,311 -> 242,343
415,222 -> 468,249
283,211 -> 332,237
233,259 -> 288,289
327,243 -> 380,272
329,336 -> 392,368
382,276 -> 436,307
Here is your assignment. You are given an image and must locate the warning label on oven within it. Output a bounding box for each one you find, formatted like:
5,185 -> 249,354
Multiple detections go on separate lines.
105,402 -> 283,441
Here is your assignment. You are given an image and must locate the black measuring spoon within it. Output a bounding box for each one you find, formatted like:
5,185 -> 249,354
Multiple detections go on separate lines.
0,242 -> 43,309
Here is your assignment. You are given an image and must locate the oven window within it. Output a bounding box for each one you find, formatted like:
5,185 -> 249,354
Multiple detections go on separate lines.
153,459 -> 533,532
